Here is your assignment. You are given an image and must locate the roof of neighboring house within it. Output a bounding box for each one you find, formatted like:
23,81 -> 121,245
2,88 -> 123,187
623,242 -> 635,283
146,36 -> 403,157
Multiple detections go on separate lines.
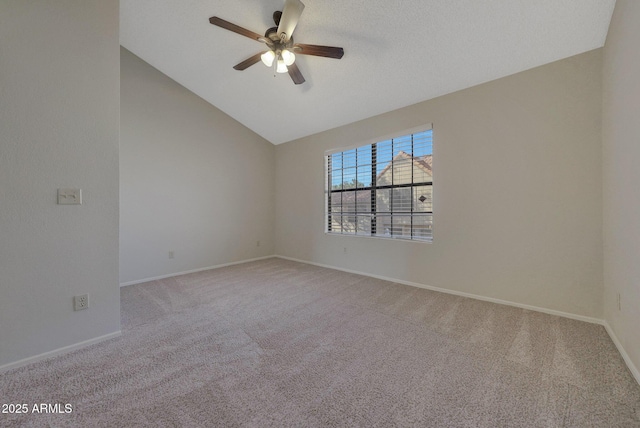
335,152 -> 433,206
376,151 -> 432,180
415,155 -> 432,174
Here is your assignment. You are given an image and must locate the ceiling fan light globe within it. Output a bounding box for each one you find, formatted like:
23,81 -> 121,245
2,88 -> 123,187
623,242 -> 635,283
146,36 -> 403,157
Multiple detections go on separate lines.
276,59 -> 288,73
281,49 -> 296,66
261,50 -> 275,67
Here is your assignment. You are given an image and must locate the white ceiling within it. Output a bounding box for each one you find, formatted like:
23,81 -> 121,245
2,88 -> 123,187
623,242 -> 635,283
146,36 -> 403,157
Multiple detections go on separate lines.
120,0 -> 615,145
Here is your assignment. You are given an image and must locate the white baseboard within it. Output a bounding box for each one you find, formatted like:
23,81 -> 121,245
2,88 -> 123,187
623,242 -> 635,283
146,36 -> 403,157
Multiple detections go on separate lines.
275,255 -> 603,325
120,255 -> 276,287
603,321 -> 640,386
0,331 -> 121,373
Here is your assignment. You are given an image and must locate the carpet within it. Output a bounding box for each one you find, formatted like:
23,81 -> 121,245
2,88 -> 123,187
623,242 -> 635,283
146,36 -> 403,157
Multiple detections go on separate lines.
1,258 -> 639,427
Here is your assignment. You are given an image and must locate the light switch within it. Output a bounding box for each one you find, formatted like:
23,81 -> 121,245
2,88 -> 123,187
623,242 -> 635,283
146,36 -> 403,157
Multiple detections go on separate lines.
57,188 -> 82,205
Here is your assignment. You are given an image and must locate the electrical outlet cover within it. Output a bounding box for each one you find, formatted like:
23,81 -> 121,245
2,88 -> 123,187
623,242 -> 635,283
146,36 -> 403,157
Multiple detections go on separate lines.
74,294 -> 89,311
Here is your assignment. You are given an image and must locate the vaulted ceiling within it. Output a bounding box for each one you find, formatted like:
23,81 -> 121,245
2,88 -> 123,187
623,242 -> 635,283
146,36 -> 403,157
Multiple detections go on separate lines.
120,0 -> 615,145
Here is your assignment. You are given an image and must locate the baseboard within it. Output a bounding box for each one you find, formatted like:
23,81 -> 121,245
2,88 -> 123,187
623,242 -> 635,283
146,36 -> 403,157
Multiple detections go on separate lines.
120,255 -> 276,287
0,331 -> 121,373
603,322 -> 640,386
274,255 -> 603,325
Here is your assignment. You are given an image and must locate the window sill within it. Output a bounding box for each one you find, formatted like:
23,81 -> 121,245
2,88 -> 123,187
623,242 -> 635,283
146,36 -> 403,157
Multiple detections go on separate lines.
325,232 -> 432,244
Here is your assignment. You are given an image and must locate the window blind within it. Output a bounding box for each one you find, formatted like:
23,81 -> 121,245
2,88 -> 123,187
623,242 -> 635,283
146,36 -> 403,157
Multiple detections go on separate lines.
326,127 -> 433,241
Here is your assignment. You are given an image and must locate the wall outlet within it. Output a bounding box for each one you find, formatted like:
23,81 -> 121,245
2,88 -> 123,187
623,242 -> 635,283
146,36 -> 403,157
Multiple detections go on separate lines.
74,294 -> 89,311
343,247 -> 347,254
168,251 -> 175,259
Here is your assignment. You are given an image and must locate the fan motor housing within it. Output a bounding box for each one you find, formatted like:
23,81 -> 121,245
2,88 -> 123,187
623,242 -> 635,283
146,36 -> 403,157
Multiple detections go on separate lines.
265,26 -> 294,51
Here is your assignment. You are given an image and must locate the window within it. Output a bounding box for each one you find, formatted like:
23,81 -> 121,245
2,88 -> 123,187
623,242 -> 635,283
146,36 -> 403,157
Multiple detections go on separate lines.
326,127 -> 433,241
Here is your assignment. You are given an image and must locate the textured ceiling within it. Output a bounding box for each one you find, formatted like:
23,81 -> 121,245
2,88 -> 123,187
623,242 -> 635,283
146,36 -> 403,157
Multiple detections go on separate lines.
120,0 -> 615,145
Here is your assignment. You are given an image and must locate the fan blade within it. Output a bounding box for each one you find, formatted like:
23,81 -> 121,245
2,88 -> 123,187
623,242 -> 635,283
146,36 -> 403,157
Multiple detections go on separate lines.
233,52 -> 264,70
209,16 -> 264,42
277,0 -> 305,41
287,62 -> 305,85
293,43 -> 344,59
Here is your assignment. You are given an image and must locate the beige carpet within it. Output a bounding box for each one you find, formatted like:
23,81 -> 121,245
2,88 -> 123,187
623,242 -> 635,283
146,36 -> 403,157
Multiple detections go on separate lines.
1,258 -> 639,427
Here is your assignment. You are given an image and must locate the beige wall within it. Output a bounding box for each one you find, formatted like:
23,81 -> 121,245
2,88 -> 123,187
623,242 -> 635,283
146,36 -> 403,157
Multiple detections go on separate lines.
0,1 -> 120,367
276,49 -> 603,318
120,48 -> 275,284
603,0 -> 640,377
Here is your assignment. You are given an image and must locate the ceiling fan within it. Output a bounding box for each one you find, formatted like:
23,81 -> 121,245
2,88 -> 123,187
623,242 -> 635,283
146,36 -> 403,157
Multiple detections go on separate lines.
209,0 -> 344,85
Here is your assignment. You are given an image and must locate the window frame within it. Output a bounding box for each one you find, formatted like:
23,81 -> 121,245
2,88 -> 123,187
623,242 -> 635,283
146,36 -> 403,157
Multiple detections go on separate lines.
325,125 -> 433,242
